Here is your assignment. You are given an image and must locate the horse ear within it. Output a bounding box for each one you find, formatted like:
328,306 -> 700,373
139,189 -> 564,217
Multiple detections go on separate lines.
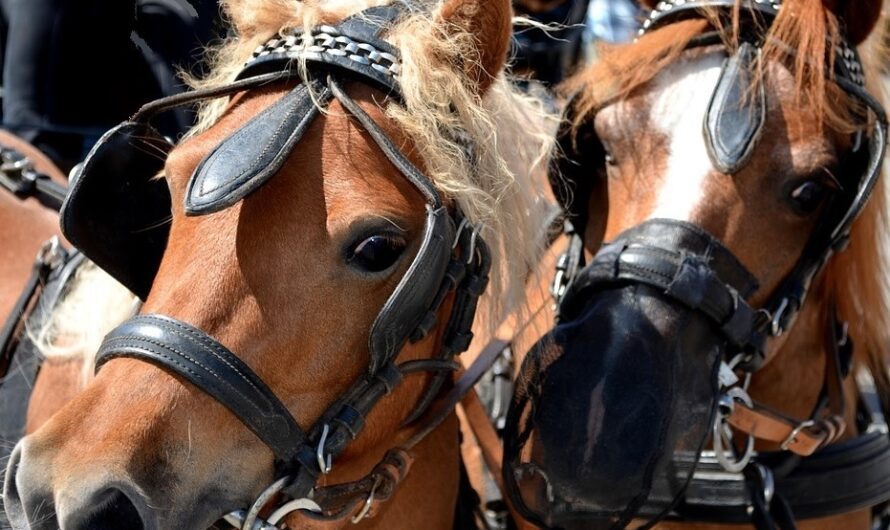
823,0 -> 883,45
438,0 -> 512,94
638,0 -> 659,8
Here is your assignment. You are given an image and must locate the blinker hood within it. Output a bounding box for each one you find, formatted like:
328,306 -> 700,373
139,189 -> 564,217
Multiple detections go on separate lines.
504,219 -> 760,529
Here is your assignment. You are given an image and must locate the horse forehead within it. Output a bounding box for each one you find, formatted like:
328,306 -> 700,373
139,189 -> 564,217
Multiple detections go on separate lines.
644,52 -> 725,222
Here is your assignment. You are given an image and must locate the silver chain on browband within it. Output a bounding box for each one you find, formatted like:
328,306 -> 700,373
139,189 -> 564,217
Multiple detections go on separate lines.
638,0 -> 866,87
249,26 -> 402,78
639,0 -> 783,36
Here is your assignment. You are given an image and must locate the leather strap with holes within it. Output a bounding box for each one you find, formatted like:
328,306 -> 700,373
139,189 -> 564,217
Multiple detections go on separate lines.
727,306 -> 850,457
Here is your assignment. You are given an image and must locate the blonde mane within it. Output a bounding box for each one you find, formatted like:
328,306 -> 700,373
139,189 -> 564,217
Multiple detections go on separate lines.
36,0 -> 557,384
563,0 -> 890,395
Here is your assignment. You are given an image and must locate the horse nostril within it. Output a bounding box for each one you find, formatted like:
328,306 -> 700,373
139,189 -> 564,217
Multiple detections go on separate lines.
66,488 -> 145,530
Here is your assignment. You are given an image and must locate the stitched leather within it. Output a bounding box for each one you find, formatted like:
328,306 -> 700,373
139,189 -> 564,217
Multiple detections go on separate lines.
705,42 -> 766,174
97,314 -> 312,466
186,83 -> 329,215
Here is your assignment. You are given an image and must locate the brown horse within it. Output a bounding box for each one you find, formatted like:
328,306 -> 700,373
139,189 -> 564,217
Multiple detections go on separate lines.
505,0 -> 890,529
2,0 -> 554,528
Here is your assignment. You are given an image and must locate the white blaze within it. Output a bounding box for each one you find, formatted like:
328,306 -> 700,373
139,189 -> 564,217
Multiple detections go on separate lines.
648,54 -> 725,221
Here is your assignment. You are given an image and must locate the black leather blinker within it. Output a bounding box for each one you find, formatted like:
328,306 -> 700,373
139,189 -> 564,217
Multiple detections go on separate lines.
185,83 -> 330,215
60,122 -> 173,299
705,42 -> 766,174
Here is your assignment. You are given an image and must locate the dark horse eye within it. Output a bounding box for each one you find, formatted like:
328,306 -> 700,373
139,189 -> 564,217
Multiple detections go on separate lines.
787,180 -> 830,215
348,234 -> 407,272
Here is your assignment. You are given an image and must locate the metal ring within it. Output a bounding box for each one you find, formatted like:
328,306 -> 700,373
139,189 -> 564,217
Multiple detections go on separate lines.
238,475 -> 291,530
755,463 -> 775,505
713,415 -> 755,473
266,498 -> 323,525
713,389 -> 755,473
351,475 -> 383,524
317,424 -> 333,475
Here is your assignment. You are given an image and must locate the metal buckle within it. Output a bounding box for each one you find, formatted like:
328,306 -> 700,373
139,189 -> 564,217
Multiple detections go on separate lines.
317,423 -> 333,475
351,474 -> 383,524
780,420 -> 815,451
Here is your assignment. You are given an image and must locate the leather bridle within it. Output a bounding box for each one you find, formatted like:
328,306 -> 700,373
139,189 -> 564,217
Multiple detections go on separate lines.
60,5 -> 498,528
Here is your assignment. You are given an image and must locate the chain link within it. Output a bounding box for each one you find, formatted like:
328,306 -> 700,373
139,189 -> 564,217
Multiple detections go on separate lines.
249,27 -> 400,78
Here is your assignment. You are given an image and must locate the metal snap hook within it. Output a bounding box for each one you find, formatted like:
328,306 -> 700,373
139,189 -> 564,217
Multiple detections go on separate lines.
317,423 -> 333,475
770,298 -> 790,337
234,475 -> 292,530
713,388 -> 755,473
351,475 -> 383,524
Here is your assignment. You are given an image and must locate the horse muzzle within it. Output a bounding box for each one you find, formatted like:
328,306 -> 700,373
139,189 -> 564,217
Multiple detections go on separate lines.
504,219 -> 762,529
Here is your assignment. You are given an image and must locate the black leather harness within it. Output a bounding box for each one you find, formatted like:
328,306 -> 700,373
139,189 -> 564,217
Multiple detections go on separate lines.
60,5 -> 496,528
0,146 -> 67,211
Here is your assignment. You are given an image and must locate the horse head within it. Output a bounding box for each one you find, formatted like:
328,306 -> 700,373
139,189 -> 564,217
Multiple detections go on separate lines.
506,0 -> 889,528
3,1 -> 554,529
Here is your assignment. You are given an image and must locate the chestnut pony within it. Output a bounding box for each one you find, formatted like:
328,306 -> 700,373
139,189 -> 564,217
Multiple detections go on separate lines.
3,0 -> 554,529
505,0 -> 890,529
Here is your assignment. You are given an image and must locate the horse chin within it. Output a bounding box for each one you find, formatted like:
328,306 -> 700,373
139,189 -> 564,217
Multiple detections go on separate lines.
506,286 -> 723,528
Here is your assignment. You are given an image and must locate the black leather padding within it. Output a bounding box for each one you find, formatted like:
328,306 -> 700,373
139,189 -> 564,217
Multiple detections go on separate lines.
60,121 -> 173,299
704,42 -> 766,174
97,314 -> 315,468
185,83 -> 329,215
367,206 -> 455,373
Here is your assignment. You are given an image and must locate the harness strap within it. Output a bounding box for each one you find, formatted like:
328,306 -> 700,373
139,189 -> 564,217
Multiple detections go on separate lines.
0,238 -> 67,373
727,402 -> 845,456
0,147 -> 68,211
96,314 -> 317,471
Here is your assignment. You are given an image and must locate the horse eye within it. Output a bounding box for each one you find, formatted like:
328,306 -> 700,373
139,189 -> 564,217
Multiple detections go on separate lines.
604,152 -> 617,166
348,234 -> 407,273
787,180 -> 829,215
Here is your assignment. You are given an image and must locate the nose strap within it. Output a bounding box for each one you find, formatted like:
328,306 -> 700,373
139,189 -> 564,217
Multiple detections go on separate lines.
561,218 -> 765,356
96,314 -> 316,471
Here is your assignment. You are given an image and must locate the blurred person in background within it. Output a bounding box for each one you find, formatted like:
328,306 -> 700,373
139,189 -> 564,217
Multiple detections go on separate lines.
0,0 -> 220,172
512,0 -> 592,86
582,0 -> 642,61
